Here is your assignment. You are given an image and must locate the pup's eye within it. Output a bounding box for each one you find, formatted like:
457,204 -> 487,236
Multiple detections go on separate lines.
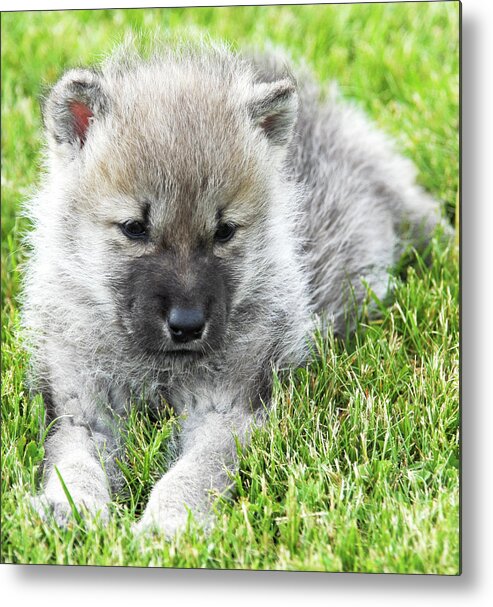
214,222 -> 236,244
120,220 -> 147,240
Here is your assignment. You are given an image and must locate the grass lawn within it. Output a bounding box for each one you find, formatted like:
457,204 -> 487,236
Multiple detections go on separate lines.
1,3 -> 459,573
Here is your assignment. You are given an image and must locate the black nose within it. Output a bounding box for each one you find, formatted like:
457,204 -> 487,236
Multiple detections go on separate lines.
167,307 -> 206,343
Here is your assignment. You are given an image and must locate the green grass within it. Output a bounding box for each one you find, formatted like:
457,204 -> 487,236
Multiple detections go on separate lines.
1,3 -> 459,573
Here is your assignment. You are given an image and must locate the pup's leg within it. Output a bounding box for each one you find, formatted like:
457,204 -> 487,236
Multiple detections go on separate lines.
134,406 -> 257,538
32,403 -> 121,526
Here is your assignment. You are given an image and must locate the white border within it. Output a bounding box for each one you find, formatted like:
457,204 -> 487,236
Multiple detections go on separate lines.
0,0 -> 467,11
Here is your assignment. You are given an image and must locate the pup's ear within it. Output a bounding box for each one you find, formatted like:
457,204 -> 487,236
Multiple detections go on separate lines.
42,68 -> 108,149
249,79 -> 298,147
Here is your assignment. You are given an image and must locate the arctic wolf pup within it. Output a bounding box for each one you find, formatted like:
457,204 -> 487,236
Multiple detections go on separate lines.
23,41 -> 448,537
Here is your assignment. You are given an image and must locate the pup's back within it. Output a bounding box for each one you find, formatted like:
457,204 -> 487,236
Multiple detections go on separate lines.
250,48 -> 449,332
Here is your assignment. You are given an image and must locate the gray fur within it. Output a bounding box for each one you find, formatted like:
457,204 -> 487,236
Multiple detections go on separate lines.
21,40 -> 449,536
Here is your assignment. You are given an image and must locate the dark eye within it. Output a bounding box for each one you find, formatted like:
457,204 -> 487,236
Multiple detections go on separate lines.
120,220 -> 147,240
214,222 -> 236,244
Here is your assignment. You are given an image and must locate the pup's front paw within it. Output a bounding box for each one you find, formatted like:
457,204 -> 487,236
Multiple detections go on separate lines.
132,487 -> 214,539
132,506 -> 189,539
29,491 -> 110,527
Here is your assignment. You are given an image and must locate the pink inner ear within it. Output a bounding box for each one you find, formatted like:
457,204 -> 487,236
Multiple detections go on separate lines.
69,100 -> 93,145
259,113 -> 278,136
